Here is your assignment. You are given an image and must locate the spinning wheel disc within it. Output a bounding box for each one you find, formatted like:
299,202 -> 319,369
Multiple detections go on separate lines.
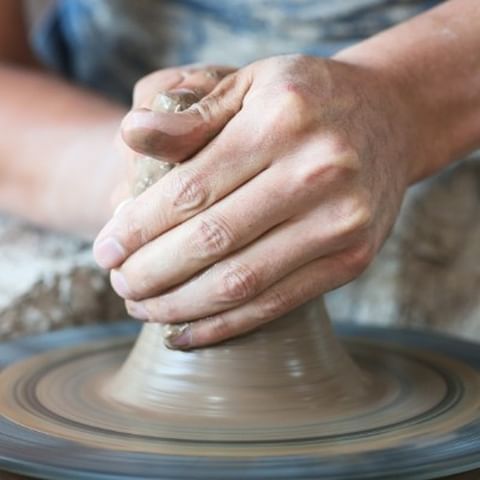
1,321 -> 480,479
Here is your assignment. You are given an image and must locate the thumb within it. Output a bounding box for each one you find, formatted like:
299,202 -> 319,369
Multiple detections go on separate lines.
121,70 -> 252,163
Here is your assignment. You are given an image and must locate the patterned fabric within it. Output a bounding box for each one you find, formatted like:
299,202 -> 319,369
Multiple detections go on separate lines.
33,0 -> 441,103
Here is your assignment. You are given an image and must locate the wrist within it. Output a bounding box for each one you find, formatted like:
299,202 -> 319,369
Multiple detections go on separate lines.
333,45 -> 436,185
334,0 -> 480,184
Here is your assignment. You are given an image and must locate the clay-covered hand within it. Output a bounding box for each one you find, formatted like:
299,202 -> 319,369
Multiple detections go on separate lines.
94,54 -> 417,349
110,63 -> 237,206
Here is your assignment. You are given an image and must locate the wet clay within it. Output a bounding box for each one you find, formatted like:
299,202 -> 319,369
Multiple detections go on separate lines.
131,90 -> 200,196
1,304 -> 480,461
106,300 -> 374,427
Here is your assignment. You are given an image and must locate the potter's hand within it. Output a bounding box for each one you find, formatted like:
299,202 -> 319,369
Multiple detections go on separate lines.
95,54 -> 416,348
110,64 -> 237,206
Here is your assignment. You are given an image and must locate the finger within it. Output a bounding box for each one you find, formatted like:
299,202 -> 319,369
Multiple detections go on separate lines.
94,102 -> 270,268
121,65 -> 236,196
95,126 -> 361,271
119,65 -> 237,182
158,249 -> 364,349
121,68 -> 252,163
109,160 -> 326,301
131,68 -> 185,108
94,69 -> 241,267
133,64 -> 236,108
124,206 -> 358,323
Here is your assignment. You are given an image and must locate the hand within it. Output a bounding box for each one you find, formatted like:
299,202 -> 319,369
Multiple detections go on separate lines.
94,54 -> 416,349
110,63 -> 237,206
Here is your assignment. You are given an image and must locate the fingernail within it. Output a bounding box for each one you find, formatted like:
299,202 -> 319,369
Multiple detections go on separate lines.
110,270 -> 131,298
163,323 -> 192,350
93,237 -> 126,269
127,302 -> 149,320
123,109 -> 201,135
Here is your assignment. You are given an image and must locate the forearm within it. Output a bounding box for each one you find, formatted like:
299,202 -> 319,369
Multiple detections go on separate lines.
335,0 -> 480,183
0,65 -> 127,237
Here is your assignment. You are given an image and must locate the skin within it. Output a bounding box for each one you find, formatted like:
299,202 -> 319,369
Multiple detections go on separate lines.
0,3 -> 233,237
94,0 -> 480,349
0,0 -> 126,236
100,58 -> 409,350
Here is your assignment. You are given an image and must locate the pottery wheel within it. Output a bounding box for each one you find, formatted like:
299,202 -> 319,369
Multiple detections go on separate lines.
1,300 -> 480,480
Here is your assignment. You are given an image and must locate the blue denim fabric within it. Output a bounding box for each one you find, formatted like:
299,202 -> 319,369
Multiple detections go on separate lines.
33,0 -> 441,104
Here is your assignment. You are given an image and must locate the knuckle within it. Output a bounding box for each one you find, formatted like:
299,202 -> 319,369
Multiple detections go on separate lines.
278,81 -> 309,109
326,141 -> 361,183
166,169 -> 209,213
291,139 -> 361,192
334,193 -> 373,239
217,262 -> 258,303
121,263 -> 154,301
351,203 -> 373,232
190,214 -> 235,260
191,95 -> 219,125
347,195 -> 373,232
325,133 -> 359,161
332,149 -> 361,180
342,241 -> 375,277
292,158 -> 337,192
273,81 -> 312,134
252,74 -> 313,143
257,289 -> 292,320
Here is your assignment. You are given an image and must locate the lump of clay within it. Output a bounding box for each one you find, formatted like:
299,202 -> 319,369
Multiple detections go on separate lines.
131,91 -> 199,197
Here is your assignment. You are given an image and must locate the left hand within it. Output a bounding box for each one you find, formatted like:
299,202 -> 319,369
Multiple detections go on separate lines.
94,54 -> 418,349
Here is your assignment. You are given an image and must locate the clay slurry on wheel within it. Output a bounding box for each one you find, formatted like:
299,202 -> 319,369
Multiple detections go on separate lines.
1,319 -> 480,479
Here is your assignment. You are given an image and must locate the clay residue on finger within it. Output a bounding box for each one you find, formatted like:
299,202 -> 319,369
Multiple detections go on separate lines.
131,91 -> 199,197
163,322 -> 191,350
132,155 -> 174,197
152,91 -> 200,113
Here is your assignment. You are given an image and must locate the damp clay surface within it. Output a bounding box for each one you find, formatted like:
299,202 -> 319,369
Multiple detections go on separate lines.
1,300 -> 480,460
2,316 -> 480,480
